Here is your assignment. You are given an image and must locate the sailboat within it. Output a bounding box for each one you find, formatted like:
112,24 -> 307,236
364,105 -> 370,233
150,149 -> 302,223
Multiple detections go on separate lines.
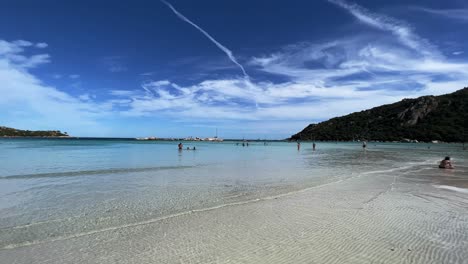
205,128 -> 223,142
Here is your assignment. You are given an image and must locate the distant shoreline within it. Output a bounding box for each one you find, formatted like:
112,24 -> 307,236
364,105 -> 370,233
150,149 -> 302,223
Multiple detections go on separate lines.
0,137 -> 466,144
0,136 -> 286,142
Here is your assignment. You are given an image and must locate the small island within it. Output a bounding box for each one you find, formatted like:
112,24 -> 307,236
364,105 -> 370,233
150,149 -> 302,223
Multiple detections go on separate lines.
0,126 -> 69,137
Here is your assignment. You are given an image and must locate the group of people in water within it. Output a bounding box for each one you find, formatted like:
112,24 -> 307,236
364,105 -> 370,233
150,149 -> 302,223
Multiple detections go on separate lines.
297,142 -> 317,150
178,141 -> 455,169
177,142 -> 196,151
299,141 -> 454,169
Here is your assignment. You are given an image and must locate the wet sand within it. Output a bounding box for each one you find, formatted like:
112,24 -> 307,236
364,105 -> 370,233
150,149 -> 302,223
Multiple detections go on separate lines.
2,166 -> 467,264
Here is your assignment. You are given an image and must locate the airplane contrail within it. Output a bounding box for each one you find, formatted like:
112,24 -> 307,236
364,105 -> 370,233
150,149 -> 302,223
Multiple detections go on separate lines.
160,0 -> 249,79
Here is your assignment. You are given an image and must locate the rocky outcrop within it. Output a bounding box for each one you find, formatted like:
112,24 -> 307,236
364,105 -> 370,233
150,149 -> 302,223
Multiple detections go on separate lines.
397,96 -> 439,126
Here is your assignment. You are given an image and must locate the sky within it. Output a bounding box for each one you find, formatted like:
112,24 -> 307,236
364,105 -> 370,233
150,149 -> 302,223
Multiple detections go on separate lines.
1,0 -> 467,139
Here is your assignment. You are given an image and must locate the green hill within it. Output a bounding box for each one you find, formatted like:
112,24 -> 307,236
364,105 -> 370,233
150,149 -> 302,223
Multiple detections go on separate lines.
0,126 -> 69,137
291,88 -> 468,142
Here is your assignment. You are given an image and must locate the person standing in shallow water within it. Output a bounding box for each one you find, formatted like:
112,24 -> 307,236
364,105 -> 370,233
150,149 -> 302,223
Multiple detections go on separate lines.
297,142 -> 301,150
178,142 -> 183,150
313,142 -> 316,151
362,141 -> 367,149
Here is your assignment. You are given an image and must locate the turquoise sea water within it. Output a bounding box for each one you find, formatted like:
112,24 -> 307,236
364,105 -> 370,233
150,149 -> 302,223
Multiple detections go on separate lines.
0,139 -> 467,251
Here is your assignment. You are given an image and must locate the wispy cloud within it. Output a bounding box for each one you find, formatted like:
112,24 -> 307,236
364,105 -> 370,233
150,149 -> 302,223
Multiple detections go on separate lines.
78,94 -> 91,101
119,1 -> 468,124
415,7 -> 468,22
160,0 -> 249,79
0,40 -> 50,68
12,40 -> 33,47
327,0 -> 437,58
139,71 -> 155,76
110,90 -> 138,96
36,42 -> 48,48
0,39 -> 112,136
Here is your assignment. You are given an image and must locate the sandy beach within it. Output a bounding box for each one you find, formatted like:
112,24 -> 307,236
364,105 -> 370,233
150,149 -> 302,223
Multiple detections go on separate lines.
2,160 -> 467,264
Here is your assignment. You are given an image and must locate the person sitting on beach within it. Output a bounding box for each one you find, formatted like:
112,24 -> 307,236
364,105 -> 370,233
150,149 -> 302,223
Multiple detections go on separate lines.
439,157 -> 453,169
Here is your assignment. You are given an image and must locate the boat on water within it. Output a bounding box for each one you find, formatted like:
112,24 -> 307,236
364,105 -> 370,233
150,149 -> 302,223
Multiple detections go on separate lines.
135,137 -> 157,141
204,137 -> 223,142
206,128 -> 223,141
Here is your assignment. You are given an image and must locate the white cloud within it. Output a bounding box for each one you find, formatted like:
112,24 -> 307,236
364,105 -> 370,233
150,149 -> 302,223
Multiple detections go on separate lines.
69,74 -> 80,79
12,40 -> 33,47
0,39 -> 112,136
140,71 -> 155,76
110,90 -> 137,96
453,51 -> 464,55
148,80 -> 171,86
36,42 -> 48,48
327,0 -> 438,58
0,40 -> 25,55
0,40 -> 50,68
115,1 -> 467,124
78,94 -> 91,101
21,54 -> 51,68
415,7 -> 468,22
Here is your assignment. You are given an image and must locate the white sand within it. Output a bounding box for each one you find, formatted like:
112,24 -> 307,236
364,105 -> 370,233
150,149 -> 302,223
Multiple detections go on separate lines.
1,171 -> 467,264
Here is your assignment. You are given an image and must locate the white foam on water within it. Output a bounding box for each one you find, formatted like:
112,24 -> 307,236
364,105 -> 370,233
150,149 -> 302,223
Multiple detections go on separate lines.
434,185 -> 468,194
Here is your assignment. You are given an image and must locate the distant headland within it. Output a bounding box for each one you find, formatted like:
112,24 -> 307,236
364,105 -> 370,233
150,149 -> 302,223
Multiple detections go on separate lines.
0,126 -> 69,138
291,87 -> 468,143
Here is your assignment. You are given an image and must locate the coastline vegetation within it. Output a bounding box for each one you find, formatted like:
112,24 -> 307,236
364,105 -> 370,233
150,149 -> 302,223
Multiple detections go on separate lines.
0,126 -> 68,137
291,88 -> 468,143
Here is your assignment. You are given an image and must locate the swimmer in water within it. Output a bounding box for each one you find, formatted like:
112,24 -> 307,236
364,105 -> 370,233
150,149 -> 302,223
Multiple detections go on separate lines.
439,156 -> 453,169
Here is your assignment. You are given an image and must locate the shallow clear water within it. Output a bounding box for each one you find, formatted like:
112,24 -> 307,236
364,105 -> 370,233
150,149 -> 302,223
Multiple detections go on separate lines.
0,139 -> 467,256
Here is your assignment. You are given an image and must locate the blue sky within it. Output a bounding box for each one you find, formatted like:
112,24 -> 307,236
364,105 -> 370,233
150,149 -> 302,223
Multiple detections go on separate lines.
1,0 -> 467,138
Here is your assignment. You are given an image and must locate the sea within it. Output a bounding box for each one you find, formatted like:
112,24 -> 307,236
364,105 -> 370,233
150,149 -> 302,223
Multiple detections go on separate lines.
0,138 -> 467,263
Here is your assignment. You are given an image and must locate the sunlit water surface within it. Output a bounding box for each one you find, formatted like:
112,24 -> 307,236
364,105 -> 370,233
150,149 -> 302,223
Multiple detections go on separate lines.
0,139 -> 466,261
